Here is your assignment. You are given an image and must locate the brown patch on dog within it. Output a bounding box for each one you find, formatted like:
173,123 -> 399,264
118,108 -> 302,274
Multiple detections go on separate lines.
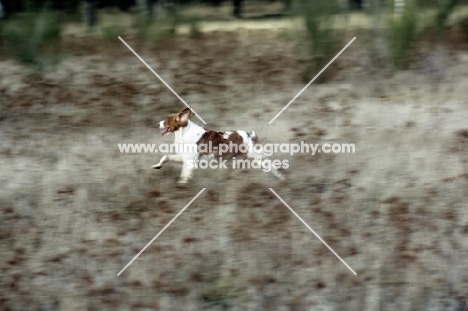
197,130 -> 247,157
229,132 -> 244,146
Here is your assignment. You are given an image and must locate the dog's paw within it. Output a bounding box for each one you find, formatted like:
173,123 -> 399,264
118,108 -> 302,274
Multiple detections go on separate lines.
177,178 -> 189,184
275,172 -> 286,181
152,164 -> 162,169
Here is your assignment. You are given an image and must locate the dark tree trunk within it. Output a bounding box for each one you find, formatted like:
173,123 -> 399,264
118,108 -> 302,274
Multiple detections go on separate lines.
233,0 -> 242,18
0,0 -> 5,19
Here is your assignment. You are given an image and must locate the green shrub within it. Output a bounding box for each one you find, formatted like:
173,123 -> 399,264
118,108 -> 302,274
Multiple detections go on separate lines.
101,24 -> 127,42
135,12 -> 154,39
297,0 -> 339,82
188,15 -> 202,39
458,16 -> 468,42
387,2 -> 417,70
0,10 -> 63,69
134,5 -> 180,44
434,0 -> 459,31
135,4 -> 202,45
459,16 -> 468,32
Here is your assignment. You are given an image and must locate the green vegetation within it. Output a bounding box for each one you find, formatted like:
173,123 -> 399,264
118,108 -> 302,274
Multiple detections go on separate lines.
134,4 -> 179,44
459,16 -> 468,35
200,280 -> 234,309
134,4 -> 202,45
101,24 -> 127,42
0,10 -> 63,69
434,0 -> 459,31
297,0 -> 339,82
387,2 -> 417,70
0,0 -> 466,73
188,15 -> 202,39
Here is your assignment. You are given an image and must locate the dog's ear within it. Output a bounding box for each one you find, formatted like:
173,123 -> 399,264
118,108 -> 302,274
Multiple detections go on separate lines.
176,107 -> 193,123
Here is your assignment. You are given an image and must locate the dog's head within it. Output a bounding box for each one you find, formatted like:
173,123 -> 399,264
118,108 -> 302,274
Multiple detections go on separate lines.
159,107 -> 194,136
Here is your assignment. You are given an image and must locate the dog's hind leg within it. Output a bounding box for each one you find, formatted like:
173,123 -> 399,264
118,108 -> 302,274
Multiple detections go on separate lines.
247,152 -> 285,181
265,158 -> 285,181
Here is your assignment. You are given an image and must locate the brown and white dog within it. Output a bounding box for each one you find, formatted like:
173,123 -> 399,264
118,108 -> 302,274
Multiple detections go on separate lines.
153,107 -> 285,183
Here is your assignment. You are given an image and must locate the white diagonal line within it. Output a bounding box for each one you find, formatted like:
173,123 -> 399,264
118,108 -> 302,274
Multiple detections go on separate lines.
268,37 -> 356,124
118,36 -> 207,124
269,188 -> 357,275
117,188 -> 206,276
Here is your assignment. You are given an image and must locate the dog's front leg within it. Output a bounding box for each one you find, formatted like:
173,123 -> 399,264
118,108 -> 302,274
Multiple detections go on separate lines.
152,154 -> 183,169
178,155 -> 196,184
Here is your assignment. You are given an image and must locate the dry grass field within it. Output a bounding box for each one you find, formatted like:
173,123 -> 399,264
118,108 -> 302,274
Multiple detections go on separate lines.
1,11 -> 468,310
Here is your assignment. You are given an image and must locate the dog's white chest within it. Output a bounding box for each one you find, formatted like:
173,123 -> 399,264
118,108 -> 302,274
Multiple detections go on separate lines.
175,121 -> 206,145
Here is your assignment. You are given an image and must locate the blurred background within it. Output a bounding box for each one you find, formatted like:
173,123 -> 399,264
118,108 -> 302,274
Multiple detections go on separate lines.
1,0 -> 468,310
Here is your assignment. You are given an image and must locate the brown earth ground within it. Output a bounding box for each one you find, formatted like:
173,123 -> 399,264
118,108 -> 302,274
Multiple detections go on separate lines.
1,6 -> 468,311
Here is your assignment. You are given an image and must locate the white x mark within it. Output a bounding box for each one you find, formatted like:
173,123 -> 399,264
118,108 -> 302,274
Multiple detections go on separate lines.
119,36 -> 207,124
268,37 -> 356,124
269,188 -> 357,275
118,188 -> 206,276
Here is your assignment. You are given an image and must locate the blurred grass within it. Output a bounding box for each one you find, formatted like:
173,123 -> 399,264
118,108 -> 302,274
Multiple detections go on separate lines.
459,16 -> 468,40
0,10 -> 63,69
101,24 -> 127,42
384,0 -> 463,71
201,280 -> 234,309
135,5 -> 179,45
387,2 -> 417,70
434,0 -> 459,31
134,4 -> 202,45
296,0 -> 339,83
187,15 -> 203,38
1,1 -> 467,72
